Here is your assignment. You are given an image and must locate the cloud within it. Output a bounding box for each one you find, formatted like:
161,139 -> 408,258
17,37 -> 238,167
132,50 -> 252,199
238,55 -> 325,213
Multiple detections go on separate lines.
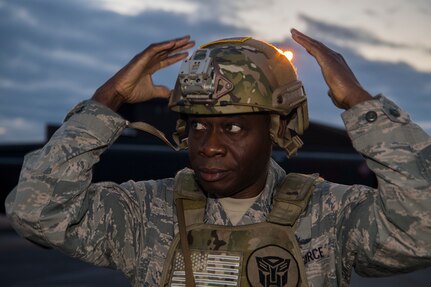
298,13 -> 431,54
1,0 -> 430,143
17,40 -> 119,73
0,117 -> 45,143
91,0 -> 200,16
0,0 -> 250,142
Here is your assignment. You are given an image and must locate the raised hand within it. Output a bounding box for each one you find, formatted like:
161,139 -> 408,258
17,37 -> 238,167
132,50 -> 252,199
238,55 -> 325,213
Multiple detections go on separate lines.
291,29 -> 372,110
92,36 -> 195,111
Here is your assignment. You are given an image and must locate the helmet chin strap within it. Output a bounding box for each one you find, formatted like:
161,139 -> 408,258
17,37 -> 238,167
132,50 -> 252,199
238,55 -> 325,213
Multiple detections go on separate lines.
270,114 -> 304,158
127,119 -> 188,151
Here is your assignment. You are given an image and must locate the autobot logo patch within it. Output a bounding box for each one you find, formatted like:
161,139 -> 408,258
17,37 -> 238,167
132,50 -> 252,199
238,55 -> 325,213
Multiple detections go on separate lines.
246,245 -> 299,287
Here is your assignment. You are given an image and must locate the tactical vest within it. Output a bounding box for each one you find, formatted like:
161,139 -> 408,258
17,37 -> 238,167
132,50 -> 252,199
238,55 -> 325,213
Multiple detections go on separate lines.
160,169 -> 320,287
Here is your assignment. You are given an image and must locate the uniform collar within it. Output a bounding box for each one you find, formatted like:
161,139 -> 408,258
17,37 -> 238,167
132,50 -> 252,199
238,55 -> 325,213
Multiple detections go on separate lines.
204,158 -> 286,225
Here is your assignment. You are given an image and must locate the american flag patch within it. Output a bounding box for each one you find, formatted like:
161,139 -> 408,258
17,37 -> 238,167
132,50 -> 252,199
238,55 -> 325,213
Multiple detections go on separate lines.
169,249 -> 242,286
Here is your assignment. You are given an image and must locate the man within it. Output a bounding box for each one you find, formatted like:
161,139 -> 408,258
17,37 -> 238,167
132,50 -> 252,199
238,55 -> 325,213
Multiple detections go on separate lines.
5,29 -> 431,286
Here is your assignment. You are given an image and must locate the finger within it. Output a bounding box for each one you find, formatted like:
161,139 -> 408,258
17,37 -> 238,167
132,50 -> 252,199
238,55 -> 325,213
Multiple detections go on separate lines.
291,28 -> 315,50
154,40 -> 195,60
170,41 -> 195,54
170,35 -> 194,50
149,52 -> 189,74
152,85 -> 171,99
132,36 -> 192,66
291,29 -> 322,47
291,28 -> 331,60
152,35 -> 194,56
154,44 -> 195,65
152,35 -> 191,52
150,40 -> 195,72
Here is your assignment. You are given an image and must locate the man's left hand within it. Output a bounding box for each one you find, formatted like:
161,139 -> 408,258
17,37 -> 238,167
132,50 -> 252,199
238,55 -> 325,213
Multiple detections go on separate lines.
291,28 -> 373,110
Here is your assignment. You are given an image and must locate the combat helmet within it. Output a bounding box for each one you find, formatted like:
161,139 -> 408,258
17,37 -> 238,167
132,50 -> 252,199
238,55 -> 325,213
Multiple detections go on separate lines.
168,37 -> 308,157
128,37 -> 308,157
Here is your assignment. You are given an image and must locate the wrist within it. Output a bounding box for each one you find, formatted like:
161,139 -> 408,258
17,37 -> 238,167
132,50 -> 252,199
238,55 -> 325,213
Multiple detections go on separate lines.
345,89 -> 373,109
91,85 -> 125,112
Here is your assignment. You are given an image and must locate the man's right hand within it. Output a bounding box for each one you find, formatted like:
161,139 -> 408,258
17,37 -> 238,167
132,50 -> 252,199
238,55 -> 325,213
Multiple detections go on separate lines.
92,35 -> 195,111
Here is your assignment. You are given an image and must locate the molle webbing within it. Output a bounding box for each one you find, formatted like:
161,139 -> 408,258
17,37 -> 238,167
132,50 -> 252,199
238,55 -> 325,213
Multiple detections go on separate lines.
173,168 -> 206,226
268,172 -> 320,226
173,169 -> 320,226
161,169 -> 321,286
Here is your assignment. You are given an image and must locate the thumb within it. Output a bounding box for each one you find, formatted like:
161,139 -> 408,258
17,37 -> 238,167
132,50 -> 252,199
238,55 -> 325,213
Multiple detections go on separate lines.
152,85 -> 171,99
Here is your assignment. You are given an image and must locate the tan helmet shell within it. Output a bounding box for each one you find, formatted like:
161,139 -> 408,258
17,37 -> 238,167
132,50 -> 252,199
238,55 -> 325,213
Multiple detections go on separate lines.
168,37 -> 309,157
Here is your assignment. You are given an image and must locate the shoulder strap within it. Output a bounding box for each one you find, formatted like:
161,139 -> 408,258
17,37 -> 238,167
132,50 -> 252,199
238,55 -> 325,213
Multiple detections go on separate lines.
267,172 -> 321,226
173,169 -> 204,287
173,168 -> 206,226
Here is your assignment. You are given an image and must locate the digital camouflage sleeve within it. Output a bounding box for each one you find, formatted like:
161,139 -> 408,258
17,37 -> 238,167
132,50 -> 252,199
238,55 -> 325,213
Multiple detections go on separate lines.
5,96 -> 431,287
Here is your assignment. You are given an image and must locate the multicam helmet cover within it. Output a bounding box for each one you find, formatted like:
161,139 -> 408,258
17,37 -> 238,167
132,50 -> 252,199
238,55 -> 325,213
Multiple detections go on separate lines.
168,37 -> 309,157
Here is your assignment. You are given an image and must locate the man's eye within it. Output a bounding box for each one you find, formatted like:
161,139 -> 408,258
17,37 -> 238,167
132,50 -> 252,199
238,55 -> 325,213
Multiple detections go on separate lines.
191,122 -> 206,131
226,124 -> 242,133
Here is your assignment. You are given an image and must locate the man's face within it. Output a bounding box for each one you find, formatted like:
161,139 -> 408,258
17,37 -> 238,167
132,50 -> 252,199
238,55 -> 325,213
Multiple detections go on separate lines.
187,113 -> 272,199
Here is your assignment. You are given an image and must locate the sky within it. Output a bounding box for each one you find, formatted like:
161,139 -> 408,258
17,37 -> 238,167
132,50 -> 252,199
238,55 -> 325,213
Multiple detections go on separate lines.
0,0 -> 430,143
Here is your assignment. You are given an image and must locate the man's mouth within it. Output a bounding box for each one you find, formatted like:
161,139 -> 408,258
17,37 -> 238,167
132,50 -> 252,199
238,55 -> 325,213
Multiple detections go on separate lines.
197,167 -> 229,182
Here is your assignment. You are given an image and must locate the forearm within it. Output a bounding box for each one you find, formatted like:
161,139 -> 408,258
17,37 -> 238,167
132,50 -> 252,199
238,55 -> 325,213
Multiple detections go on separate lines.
92,81 -> 126,112
5,100 -> 127,246
342,95 -> 430,187
340,95 -> 431,274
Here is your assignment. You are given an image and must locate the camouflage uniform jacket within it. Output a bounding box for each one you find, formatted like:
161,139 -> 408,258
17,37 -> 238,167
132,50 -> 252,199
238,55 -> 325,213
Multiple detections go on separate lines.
5,95 -> 431,287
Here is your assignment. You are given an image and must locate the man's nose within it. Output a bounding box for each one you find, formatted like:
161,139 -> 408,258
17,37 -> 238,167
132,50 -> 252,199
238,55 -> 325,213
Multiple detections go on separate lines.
199,129 -> 227,157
